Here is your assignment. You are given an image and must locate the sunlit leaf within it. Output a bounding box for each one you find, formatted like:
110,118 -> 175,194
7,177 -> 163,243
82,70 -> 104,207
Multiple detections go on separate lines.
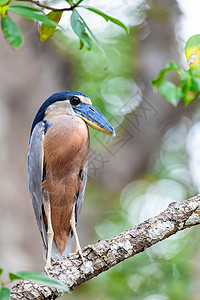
0,4 -> 8,17
8,5 -> 59,26
1,16 -> 23,49
40,11 -> 62,42
70,9 -> 92,50
0,287 -> 10,300
185,34 -> 200,71
160,81 -> 181,106
85,7 -> 129,34
9,271 -> 69,292
152,61 -> 179,88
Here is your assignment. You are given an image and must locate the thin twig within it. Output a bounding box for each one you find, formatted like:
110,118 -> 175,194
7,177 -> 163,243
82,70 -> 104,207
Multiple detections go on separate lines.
15,0 -> 78,12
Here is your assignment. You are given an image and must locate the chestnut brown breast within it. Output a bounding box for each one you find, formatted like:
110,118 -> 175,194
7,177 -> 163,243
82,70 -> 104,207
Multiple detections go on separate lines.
42,114 -> 90,254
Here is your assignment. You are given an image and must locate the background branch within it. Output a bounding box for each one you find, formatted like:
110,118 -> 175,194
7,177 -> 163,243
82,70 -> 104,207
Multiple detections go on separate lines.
16,0 -> 77,11
10,194 -> 200,299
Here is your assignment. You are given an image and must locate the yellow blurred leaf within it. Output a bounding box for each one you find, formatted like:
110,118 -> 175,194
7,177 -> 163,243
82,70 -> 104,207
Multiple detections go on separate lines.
40,10 -> 62,42
185,34 -> 200,70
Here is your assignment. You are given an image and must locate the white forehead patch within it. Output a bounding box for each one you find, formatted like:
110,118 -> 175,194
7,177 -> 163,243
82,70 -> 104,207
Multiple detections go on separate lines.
77,95 -> 92,105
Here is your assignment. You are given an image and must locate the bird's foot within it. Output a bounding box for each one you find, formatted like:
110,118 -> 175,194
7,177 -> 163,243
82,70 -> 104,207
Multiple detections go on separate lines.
82,244 -> 99,255
69,248 -> 86,267
44,256 -> 53,275
82,244 -> 108,263
78,248 -> 86,267
44,265 -> 51,275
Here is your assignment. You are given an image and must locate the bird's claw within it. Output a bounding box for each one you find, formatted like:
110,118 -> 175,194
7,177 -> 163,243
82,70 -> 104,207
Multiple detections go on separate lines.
82,244 -> 108,263
82,244 -> 98,255
44,265 -> 51,275
78,248 -> 86,267
69,248 -> 86,267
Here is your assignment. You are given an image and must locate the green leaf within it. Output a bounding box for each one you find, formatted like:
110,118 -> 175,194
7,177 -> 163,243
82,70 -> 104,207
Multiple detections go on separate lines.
9,271 -> 69,292
0,0 -> 10,6
1,16 -> 23,49
9,273 -> 22,281
40,11 -> 62,42
75,0 -> 85,5
84,7 -> 129,34
65,0 -> 74,4
79,39 -> 84,50
8,5 -> 59,27
180,70 -> 200,105
152,61 -> 179,88
70,9 -> 92,50
79,14 -> 107,63
0,287 -> 10,300
160,81 -> 181,106
0,268 -> 2,276
191,76 -> 200,92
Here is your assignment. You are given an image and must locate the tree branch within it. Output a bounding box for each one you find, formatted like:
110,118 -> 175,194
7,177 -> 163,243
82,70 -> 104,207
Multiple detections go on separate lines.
15,0 -> 78,12
10,194 -> 200,299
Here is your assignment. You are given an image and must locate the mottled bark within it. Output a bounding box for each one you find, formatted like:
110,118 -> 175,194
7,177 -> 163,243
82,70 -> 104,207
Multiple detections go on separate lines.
10,194 -> 200,299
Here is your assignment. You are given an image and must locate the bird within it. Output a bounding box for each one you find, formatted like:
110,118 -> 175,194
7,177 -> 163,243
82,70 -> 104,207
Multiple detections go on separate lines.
28,91 -> 115,268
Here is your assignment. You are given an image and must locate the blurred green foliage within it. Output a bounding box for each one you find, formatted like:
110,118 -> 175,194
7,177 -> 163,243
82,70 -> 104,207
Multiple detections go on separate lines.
0,0 -> 128,49
152,35 -> 200,106
53,29 -> 137,147
53,13 -> 200,300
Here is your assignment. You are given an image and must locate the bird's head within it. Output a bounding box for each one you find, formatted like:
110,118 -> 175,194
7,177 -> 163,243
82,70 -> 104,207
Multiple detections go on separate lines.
31,91 -> 115,137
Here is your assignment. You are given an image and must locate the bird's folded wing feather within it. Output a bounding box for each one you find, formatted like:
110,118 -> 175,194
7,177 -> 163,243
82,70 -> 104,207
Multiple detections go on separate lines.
28,121 -> 47,250
76,165 -> 88,222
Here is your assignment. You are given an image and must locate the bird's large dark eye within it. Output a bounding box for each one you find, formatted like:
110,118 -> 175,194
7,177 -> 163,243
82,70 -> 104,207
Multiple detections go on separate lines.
70,96 -> 80,106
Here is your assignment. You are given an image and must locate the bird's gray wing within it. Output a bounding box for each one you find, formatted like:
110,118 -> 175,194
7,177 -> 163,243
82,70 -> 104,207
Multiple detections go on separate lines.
76,165 -> 88,222
28,121 -> 47,250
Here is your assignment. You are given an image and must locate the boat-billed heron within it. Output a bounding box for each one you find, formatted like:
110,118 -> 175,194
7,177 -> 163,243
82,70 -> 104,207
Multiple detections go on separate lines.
28,91 -> 115,268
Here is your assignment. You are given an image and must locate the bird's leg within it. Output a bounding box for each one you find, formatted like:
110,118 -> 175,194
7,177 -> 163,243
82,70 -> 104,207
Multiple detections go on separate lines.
43,189 -> 54,270
70,203 -> 85,265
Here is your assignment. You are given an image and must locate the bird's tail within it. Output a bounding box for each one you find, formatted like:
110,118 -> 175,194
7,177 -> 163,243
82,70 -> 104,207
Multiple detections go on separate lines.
44,231 -> 72,262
